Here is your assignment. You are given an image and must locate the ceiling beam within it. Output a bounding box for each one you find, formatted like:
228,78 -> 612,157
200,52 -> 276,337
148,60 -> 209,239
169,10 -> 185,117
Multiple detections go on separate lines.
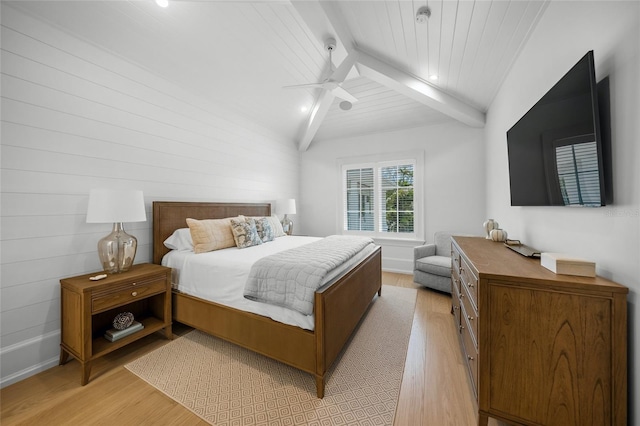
356,49 -> 486,128
290,1 -> 347,65
297,89 -> 335,152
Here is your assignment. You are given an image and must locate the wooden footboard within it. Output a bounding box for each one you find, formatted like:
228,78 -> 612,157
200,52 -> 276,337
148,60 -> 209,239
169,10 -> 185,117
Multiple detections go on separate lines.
153,201 -> 382,398
314,246 -> 382,397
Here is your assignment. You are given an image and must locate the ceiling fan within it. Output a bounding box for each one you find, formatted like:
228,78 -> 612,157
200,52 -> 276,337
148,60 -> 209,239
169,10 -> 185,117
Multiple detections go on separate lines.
284,38 -> 358,105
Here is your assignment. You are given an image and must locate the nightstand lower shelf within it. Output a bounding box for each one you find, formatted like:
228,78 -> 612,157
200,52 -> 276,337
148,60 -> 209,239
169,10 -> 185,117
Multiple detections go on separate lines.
92,316 -> 167,357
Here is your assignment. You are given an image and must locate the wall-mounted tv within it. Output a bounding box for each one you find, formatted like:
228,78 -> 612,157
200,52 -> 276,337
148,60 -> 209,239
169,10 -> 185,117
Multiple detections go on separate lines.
506,51 -> 612,207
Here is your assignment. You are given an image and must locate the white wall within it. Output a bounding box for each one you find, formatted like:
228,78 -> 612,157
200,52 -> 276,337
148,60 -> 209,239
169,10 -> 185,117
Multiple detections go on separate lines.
0,5 -> 299,387
299,122 -> 485,273
484,1 -> 640,422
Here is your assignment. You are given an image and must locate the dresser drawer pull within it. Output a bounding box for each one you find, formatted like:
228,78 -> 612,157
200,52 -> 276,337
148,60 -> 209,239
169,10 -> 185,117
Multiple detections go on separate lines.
467,282 -> 474,288
132,282 -> 137,286
131,291 -> 138,297
467,355 -> 475,361
468,316 -> 474,321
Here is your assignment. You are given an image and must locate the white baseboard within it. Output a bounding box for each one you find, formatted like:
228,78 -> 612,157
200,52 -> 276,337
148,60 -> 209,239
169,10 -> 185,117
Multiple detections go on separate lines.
0,330 -> 61,389
382,257 -> 413,274
1,357 -> 60,389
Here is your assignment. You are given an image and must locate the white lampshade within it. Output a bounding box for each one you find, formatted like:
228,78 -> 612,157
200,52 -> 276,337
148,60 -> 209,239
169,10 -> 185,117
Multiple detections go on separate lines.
276,198 -> 296,215
87,189 -> 146,223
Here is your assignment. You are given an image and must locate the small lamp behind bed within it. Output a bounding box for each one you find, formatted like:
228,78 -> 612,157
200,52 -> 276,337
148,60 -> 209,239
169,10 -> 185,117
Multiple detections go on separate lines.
276,198 -> 296,236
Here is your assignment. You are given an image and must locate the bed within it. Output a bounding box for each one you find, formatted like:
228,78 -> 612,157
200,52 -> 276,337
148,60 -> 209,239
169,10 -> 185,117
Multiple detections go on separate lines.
152,201 -> 382,398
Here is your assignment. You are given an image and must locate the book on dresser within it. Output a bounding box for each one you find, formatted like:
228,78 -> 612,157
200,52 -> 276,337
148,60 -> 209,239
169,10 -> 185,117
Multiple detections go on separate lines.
104,321 -> 144,342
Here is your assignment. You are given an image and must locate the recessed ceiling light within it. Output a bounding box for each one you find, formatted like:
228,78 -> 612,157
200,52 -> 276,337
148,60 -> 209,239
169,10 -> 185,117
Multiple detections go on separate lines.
339,101 -> 352,111
155,0 -> 169,8
430,74 -> 438,81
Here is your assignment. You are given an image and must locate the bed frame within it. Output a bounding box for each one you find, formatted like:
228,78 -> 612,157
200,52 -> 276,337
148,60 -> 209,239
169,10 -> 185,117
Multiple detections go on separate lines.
152,201 -> 382,398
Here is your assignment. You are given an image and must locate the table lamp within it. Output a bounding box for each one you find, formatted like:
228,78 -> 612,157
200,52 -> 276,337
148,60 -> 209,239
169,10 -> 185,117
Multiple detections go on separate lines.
276,198 -> 296,236
86,189 -> 146,274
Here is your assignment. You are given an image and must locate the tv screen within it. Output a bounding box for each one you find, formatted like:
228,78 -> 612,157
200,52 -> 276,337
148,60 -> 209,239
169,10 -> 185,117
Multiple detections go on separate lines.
506,51 -> 610,206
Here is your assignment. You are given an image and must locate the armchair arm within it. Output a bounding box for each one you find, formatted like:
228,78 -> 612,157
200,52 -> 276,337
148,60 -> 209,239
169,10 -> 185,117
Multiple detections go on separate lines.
414,243 -> 436,260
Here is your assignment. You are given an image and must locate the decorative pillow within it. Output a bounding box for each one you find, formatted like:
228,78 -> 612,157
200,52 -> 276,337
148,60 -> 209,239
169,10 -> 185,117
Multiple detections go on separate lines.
230,217 -> 263,248
267,214 -> 286,237
186,217 -> 236,254
254,217 -> 275,242
163,228 -> 194,251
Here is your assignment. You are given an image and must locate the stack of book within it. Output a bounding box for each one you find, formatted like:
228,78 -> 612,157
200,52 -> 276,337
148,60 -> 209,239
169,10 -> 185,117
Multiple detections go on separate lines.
104,321 -> 144,342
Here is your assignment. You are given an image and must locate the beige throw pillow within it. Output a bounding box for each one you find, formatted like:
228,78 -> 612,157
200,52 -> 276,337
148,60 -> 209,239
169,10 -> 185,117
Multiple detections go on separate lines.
186,217 -> 236,254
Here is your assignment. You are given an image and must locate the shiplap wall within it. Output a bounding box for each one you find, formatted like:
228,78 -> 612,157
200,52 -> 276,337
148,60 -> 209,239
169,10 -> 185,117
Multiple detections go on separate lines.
0,5 -> 299,387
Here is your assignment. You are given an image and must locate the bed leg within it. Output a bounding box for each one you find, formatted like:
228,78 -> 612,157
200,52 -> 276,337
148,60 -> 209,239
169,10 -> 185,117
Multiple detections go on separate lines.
378,286 -> 382,297
315,375 -> 325,398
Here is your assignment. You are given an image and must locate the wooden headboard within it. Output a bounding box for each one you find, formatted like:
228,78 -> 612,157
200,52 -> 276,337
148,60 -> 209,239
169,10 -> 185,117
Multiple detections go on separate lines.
152,201 -> 271,264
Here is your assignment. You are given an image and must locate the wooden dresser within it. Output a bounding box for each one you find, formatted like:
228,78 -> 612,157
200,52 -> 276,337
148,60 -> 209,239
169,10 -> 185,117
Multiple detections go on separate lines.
451,236 -> 627,426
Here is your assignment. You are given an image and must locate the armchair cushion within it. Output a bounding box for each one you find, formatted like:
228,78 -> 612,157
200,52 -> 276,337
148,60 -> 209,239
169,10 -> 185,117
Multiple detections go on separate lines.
415,255 -> 452,277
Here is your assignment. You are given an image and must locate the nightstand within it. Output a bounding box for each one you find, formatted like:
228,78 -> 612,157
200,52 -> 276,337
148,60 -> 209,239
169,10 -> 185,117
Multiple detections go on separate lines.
59,263 -> 172,385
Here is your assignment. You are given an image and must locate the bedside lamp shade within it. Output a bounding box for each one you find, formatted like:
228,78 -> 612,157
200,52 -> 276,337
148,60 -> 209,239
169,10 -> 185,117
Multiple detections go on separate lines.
276,198 -> 296,236
87,189 -> 146,274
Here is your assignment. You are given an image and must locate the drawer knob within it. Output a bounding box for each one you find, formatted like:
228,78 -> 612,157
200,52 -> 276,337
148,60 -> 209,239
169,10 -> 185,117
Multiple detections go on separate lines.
467,355 -> 475,361
131,291 -> 138,297
468,282 -> 474,288
132,282 -> 137,286
468,316 -> 474,321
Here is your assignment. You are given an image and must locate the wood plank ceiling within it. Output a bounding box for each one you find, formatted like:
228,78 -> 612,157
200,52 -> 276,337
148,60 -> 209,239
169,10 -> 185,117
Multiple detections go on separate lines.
5,0 -> 549,149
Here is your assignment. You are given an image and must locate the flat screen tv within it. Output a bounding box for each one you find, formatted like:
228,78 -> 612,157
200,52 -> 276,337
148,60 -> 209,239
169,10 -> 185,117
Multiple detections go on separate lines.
506,51 -> 612,206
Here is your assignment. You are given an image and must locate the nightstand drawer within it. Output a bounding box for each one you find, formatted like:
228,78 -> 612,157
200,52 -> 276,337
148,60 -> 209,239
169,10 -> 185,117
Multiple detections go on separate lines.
92,275 -> 167,313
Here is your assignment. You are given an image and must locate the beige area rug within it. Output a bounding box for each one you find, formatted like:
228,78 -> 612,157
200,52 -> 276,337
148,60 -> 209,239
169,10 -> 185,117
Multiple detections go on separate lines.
125,285 -> 417,426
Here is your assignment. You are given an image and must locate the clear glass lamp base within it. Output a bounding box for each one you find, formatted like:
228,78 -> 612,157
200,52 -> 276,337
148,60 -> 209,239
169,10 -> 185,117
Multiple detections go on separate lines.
281,214 -> 294,236
97,222 -> 137,274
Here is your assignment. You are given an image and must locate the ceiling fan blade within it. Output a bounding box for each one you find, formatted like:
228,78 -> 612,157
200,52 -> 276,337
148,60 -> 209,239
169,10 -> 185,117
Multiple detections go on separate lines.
282,82 -> 324,89
332,86 -> 357,103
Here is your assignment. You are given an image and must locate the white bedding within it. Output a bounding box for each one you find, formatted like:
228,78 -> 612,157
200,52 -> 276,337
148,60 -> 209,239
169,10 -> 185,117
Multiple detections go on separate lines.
162,235 -> 377,330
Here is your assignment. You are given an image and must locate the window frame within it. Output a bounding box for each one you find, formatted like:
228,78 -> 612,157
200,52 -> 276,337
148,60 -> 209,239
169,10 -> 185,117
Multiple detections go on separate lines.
337,151 -> 424,241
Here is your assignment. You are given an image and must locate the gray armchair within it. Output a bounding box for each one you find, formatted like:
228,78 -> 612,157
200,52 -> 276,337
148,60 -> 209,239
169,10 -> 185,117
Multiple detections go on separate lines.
413,231 -> 456,293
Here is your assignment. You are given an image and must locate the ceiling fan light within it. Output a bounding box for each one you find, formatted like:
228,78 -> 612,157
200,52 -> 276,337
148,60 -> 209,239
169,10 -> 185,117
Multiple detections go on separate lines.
339,101 -> 352,111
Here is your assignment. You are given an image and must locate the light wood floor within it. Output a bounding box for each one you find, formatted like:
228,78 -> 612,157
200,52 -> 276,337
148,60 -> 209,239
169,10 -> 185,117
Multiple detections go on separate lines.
1,272 -> 501,425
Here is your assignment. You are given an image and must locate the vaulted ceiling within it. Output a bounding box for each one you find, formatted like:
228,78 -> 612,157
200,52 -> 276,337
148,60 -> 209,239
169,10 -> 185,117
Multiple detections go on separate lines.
7,0 -> 549,150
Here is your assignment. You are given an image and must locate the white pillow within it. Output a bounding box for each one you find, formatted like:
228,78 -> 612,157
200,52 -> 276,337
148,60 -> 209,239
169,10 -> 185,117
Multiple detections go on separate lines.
163,228 -> 194,251
246,215 -> 286,238
267,215 -> 286,237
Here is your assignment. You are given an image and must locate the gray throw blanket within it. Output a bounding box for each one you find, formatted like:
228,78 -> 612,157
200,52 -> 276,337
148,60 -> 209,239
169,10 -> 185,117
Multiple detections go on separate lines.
244,235 -> 374,315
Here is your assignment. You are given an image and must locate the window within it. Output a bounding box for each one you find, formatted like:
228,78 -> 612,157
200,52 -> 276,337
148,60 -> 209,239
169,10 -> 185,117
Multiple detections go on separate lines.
340,155 -> 421,239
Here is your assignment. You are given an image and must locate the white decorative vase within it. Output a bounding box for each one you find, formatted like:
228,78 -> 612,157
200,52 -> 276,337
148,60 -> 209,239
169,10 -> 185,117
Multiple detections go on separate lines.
490,228 -> 508,242
483,219 -> 499,239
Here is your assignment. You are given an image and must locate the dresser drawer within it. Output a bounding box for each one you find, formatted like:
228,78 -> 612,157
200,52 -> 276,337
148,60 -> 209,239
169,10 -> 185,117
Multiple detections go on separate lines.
452,246 -> 461,273
460,309 -> 478,397
460,282 -> 478,348
451,263 -> 461,295
92,275 -> 167,313
460,257 -> 478,308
